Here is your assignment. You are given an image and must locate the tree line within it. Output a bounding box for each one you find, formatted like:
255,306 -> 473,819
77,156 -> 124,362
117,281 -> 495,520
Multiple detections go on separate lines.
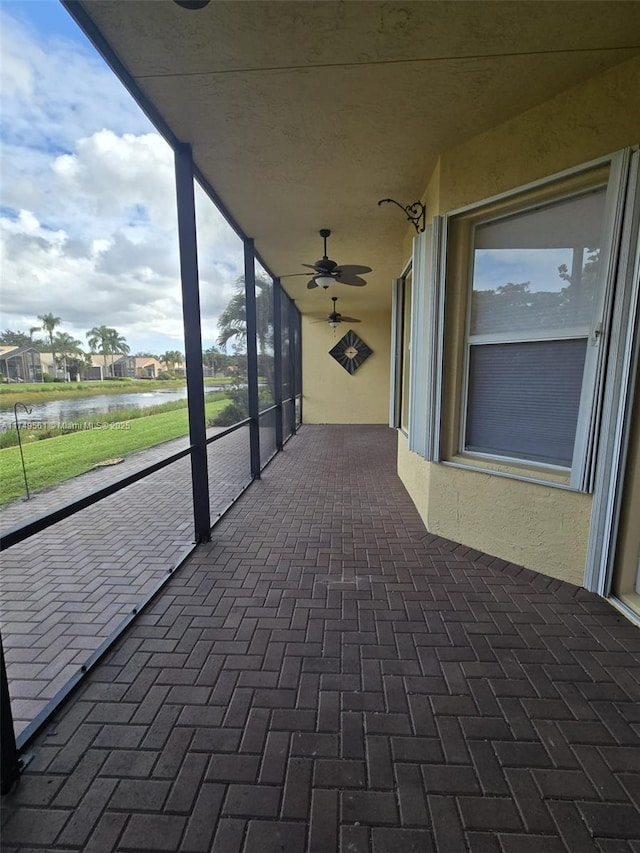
1,314 -> 239,381
2,275 -> 276,381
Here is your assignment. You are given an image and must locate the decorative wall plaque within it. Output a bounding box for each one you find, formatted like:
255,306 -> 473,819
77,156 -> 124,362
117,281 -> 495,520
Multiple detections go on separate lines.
329,329 -> 373,374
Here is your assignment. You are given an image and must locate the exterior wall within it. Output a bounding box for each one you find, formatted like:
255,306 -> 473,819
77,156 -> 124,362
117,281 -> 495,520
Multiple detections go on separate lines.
399,432 -> 593,586
398,57 -> 640,584
39,352 -> 62,378
302,309 -> 390,423
439,56 -> 640,214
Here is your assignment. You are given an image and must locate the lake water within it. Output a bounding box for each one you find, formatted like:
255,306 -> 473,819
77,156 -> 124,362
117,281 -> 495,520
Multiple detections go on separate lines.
0,386 -> 227,429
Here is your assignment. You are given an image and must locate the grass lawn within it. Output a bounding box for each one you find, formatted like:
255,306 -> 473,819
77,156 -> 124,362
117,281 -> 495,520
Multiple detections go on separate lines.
0,398 -> 230,505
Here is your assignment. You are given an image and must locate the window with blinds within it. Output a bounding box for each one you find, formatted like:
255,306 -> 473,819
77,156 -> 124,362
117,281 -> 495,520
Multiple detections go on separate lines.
460,178 -> 614,486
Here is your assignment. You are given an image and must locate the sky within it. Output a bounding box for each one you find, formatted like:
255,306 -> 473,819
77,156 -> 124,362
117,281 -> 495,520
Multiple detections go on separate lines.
0,0 -> 245,356
473,248 -> 573,294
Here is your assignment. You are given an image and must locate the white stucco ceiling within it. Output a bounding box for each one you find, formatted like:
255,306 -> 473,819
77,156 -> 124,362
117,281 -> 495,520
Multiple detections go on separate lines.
72,0 -> 640,319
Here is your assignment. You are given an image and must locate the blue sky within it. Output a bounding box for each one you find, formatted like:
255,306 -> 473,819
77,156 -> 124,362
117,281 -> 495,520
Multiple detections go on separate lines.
5,1 -> 87,42
0,0 -> 243,356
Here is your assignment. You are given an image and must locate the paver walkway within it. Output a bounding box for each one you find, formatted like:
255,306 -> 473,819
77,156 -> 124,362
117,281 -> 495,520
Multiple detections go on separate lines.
1,427 -> 253,736
1,425 -> 639,852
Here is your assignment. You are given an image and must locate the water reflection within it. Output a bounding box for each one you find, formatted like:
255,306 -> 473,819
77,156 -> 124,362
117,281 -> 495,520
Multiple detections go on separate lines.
0,385 -> 227,428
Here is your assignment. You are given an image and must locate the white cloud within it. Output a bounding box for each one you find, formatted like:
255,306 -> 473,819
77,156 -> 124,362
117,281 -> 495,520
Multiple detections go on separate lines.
0,6 -> 245,355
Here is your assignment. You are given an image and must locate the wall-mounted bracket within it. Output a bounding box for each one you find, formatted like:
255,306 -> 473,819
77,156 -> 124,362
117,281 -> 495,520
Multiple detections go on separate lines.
378,198 -> 425,233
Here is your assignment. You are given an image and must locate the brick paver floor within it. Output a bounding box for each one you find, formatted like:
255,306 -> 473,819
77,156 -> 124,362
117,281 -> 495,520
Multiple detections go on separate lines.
1,425 -> 639,852
0,427 -> 252,736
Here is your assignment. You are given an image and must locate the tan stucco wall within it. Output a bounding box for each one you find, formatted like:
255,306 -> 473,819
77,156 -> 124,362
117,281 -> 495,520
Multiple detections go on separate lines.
399,434 -> 591,585
302,309 -> 390,423
439,56 -> 640,212
397,57 -> 640,584
613,378 -> 640,609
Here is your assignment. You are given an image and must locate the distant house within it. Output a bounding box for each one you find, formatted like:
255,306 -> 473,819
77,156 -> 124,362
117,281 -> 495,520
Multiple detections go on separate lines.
115,356 -> 164,379
0,346 -> 43,382
40,352 -> 90,381
83,354 -> 163,379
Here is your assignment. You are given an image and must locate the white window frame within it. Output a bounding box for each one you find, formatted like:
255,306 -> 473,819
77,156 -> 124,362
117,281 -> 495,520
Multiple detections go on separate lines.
441,149 -> 634,492
585,148 -> 640,595
389,262 -> 412,431
406,219 -> 442,459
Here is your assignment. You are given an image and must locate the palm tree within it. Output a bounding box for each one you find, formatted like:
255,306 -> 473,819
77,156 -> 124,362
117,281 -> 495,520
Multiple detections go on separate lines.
217,275 -> 275,397
217,275 -> 273,354
161,350 -> 184,371
106,329 -> 130,377
38,313 -> 61,367
86,326 -> 129,376
203,344 -> 221,376
53,332 -> 83,381
86,325 -> 113,375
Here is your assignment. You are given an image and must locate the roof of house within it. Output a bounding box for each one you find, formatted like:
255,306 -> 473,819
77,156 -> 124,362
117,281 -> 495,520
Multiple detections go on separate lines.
0,346 -> 41,360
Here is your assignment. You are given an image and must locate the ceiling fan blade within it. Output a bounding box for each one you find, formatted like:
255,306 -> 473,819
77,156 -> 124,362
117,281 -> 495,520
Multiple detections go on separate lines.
339,316 -> 361,323
334,274 -> 368,287
334,264 -> 372,276
306,278 -> 319,289
279,272 -> 315,278
301,263 -> 321,271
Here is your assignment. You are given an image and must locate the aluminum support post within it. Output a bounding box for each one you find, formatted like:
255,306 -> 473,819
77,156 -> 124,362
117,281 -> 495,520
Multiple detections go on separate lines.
296,307 -> 303,426
244,239 -> 261,478
1,636 -> 20,794
288,298 -> 298,435
273,280 -> 284,450
174,143 -> 211,543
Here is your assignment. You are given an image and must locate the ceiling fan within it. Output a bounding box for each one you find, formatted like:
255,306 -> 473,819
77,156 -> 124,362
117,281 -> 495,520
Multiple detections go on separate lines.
283,229 -> 372,290
312,296 -> 361,329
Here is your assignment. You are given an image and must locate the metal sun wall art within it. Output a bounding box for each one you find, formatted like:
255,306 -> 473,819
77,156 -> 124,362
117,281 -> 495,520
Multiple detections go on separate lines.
329,329 -> 373,375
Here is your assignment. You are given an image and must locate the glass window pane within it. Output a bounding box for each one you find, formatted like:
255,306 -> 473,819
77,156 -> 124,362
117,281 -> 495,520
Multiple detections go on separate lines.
465,339 -> 588,466
471,189 -> 607,337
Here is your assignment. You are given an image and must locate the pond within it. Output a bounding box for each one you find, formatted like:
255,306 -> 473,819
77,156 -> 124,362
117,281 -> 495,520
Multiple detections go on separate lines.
0,386 -> 227,429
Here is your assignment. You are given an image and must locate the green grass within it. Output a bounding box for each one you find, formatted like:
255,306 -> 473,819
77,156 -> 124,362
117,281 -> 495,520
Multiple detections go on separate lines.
0,394 -> 230,449
0,398 -> 231,505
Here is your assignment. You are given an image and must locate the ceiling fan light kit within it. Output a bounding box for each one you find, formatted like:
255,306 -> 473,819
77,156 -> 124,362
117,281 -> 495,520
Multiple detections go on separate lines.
281,229 -> 372,290
315,275 -> 335,290
312,296 -> 361,329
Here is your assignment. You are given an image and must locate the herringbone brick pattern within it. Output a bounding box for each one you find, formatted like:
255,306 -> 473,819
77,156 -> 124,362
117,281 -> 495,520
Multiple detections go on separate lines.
1,425 -> 639,852
0,427 -> 252,736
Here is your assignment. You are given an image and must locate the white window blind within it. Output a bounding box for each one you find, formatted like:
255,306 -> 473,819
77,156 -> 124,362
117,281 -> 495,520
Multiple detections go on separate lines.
466,339 -> 587,465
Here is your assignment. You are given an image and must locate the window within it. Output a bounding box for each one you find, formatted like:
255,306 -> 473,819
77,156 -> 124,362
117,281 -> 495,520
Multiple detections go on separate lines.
441,152 -> 635,490
400,270 -> 412,431
465,186 -> 607,472
390,263 -> 411,431
390,222 -> 441,458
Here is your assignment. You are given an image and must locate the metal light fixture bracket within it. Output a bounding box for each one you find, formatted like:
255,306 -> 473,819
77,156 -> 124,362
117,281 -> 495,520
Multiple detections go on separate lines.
378,198 -> 425,233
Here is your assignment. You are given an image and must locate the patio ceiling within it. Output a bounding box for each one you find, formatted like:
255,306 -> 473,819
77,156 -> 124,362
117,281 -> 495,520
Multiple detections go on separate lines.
71,0 -> 640,319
